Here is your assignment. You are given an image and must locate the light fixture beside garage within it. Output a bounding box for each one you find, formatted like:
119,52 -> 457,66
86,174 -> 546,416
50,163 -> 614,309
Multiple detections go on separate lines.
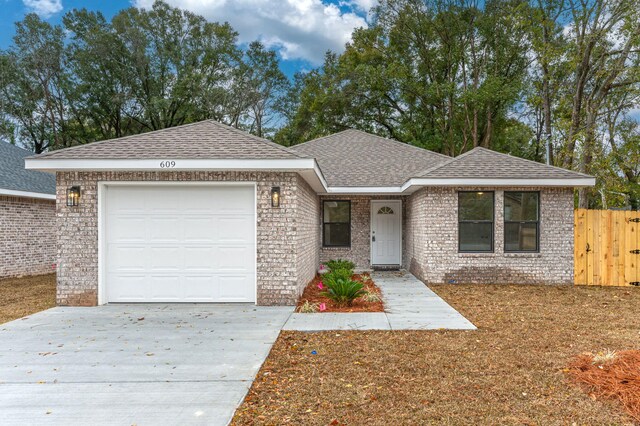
271,186 -> 281,208
66,186 -> 81,207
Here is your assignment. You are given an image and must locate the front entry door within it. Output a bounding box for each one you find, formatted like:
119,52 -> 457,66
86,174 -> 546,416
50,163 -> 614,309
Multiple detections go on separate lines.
371,200 -> 402,265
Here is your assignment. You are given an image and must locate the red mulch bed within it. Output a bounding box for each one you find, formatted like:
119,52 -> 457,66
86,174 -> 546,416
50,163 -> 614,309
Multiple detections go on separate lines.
567,350 -> 640,422
295,273 -> 384,313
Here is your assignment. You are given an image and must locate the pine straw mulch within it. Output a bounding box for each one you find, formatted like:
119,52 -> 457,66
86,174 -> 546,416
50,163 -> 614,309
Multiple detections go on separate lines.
567,350 -> 640,422
233,284 -> 640,425
0,273 -> 56,324
295,273 -> 384,313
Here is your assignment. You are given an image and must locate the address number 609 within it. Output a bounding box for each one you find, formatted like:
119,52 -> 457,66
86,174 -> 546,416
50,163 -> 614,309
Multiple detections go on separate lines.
160,160 -> 176,168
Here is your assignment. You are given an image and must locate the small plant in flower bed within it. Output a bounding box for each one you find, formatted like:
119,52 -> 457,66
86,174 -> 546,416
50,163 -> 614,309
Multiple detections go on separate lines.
360,291 -> 382,303
295,262 -> 384,313
296,300 -> 319,313
323,268 -> 353,284
324,259 -> 355,272
321,278 -> 366,306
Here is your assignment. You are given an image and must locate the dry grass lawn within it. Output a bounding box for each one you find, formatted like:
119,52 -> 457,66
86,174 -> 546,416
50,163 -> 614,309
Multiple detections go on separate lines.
233,284 -> 640,425
0,274 -> 56,324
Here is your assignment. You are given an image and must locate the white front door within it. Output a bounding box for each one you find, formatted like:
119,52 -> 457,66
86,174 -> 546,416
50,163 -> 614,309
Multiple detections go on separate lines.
371,200 -> 402,265
103,184 -> 256,303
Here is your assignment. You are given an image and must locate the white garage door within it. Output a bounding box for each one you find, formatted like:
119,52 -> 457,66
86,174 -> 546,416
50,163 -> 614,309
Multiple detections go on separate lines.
104,184 -> 256,303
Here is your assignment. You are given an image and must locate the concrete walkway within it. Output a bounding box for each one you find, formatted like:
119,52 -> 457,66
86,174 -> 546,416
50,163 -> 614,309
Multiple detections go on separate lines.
0,304 -> 292,426
283,271 -> 476,331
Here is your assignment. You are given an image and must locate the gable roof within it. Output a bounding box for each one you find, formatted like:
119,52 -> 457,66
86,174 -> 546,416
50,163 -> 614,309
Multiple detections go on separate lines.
289,129 -> 451,187
417,147 -> 592,180
24,122 -> 595,192
0,141 -> 55,199
32,120 -> 306,160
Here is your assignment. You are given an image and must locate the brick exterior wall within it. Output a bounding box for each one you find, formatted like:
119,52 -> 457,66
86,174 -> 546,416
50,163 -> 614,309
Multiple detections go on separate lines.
295,176 -> 320,293
405,187 -> 574,285
0,196 -> 56,278
56,171 -> 318,306
319,195 -> 406,269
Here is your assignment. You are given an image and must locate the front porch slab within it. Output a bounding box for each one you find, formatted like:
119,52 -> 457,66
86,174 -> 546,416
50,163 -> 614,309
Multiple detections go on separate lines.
283,271 -> 476,331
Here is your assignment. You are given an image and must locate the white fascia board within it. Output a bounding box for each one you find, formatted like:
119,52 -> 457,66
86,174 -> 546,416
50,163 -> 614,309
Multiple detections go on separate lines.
25,158 -> 317,171
403,177 -> 596,188
322,177 -> 595,194
25,157 -> 331,192
0,188 -> 56,200
325,186 -> 405,194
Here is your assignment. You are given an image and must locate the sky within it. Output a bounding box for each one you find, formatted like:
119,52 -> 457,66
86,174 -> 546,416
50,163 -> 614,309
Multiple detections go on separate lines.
0,0 -> 377,77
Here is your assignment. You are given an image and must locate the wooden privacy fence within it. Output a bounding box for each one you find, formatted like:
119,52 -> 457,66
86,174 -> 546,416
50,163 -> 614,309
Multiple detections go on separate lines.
574,209 -> 640,286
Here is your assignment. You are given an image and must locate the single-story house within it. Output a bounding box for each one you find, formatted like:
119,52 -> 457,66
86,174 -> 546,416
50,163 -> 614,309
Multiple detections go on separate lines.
1,141 -> 56,278
25,120 -> 595,306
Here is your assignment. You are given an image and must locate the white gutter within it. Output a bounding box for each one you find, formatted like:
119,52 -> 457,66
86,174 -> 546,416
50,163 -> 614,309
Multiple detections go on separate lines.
25,157 -> 331,194
25,158 -> 317,172
0,188 -> 56,200
324,177 -> 594,194
25,158 -> 596,194
402,177 -> 596,189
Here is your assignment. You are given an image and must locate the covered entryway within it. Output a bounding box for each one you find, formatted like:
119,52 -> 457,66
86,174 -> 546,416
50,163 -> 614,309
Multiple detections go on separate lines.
102,183 -> 256,303
370,200 -> 402,266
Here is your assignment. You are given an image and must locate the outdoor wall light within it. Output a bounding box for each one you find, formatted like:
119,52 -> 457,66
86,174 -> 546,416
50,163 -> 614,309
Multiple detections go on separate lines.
66,186 -> 81,207
271,186 -> 281,208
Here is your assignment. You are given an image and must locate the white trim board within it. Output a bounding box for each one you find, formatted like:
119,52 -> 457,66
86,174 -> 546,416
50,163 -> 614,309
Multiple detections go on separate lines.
0,188 -> 56,200
26,158 -> 329,194
325,177 -> 595,194
26,158 -> 595,194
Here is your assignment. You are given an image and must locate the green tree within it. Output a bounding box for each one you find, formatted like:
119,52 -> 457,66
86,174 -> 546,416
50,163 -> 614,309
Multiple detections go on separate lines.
0,14 -> 72,153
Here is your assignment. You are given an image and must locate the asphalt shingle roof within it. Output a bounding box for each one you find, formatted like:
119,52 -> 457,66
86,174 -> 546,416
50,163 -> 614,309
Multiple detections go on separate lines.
289,129 -> 451,187
32,120 -> 306,160
27,121 -> 592,188
0,141 -> 55,195
418,147 -> 592,180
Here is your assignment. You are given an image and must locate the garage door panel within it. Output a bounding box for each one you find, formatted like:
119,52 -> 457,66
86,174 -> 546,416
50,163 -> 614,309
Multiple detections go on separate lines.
107,246 -> 146,271
211,186 -> 255,213
183,217 -> 217,242
218,216 -> 254,242
149,217 -> 181,242
183,276 -> 217,300
216,246 -> 255,271
218,276 -> 253,301
110,189 -> 146,211
183,247 -> 216,271
105,185 -> 256,303
108,275 -> 147,300
149,275 -> 182,301
149,246 -> 182,271
109,217 -> 147,241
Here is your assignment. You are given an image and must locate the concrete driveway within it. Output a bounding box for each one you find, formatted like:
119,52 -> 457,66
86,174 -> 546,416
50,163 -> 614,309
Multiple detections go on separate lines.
0,304 -> 292,425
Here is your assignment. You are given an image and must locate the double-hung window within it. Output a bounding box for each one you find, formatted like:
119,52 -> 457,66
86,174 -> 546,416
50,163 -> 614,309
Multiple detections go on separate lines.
458,191 -> 494,252
504,192 -> 539,252
323,200 -> 351,247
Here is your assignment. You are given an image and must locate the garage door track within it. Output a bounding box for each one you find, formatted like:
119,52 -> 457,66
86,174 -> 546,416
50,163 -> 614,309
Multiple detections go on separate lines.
0,304 -> 292,425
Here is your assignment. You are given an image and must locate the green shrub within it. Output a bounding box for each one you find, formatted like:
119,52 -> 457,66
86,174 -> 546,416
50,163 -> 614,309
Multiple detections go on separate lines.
321,278 -> 365,306
325,259 -> 355,272
323,268 -> 353,286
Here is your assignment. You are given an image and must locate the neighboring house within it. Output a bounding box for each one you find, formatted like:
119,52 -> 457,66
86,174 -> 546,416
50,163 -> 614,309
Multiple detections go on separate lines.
25,120 -> 595,306
0,142 -> 56,278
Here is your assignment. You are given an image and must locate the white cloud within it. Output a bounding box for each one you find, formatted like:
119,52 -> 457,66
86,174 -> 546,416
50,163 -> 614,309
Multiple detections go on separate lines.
346,0 -> 377,12
23,0 -> 63,18
132,0 -> 369,64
